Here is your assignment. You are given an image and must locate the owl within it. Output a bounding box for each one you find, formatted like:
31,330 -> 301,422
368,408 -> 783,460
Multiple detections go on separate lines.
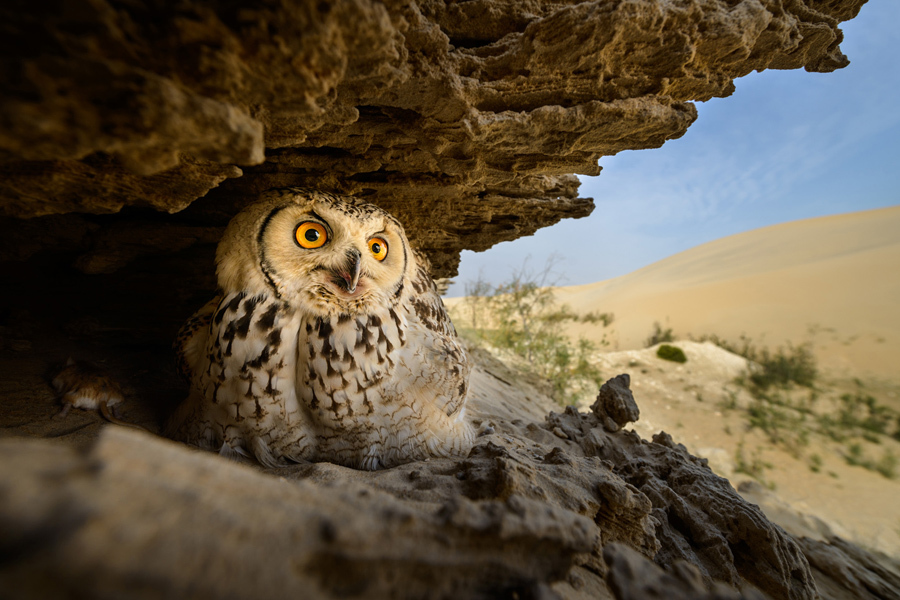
166,188 -> 475,470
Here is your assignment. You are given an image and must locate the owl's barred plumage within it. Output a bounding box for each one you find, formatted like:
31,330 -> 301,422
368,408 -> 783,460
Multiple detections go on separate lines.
167,188 -> 474,470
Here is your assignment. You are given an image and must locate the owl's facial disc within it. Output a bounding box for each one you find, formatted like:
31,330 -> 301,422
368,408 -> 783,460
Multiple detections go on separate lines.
244,195 -> 409,314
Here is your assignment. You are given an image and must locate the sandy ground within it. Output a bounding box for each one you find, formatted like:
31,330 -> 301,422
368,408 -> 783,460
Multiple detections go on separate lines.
551,205 -> 900,387
582,341 -> 900,559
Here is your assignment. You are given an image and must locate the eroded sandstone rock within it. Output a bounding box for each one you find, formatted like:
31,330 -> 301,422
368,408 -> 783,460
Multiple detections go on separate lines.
0,370 -> 825,600
0,0 -> 866,275
592,373 -> 640,432
544,403 -> 818,600
0,428 -> 598,599
603,543 -> 769,600
2,300 -> 896,600
798,536 -> 900,600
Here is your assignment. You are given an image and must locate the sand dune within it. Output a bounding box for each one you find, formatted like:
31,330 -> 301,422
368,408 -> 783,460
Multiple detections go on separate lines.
553,205 -> 900,385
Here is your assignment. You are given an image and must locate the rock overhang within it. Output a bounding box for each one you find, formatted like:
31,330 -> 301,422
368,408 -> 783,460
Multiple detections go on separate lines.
0,0 -> 867,277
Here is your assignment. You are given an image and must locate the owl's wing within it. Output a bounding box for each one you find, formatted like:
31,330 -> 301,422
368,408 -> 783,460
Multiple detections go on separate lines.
403,256 -> 470,418
173,294 -> 221,382
407,255 -> 459,339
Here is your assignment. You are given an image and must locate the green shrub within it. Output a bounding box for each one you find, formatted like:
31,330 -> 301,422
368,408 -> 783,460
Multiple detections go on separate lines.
845,443 -> 865,466
735,442 -> 775,488
719,388 -> 739,411
746,397 -> 809,457
458,258 -> 611,405
877,452 -> 898,479
748,344 -> 817,390
646,322 -> 675,347
728,342 -> 816,408
819,392 -> 899,442
656,344 -> 687,363
843,445 -> 898,479
702,335 -> 816,391
809,453 -> 823,473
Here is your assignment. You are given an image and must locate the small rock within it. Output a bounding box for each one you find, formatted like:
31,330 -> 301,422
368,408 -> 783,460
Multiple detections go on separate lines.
591,374 -> 640,432
552,426 -> 569,440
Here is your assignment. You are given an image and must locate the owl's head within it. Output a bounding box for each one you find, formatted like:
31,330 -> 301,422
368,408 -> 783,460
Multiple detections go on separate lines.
216,188 -> 415,315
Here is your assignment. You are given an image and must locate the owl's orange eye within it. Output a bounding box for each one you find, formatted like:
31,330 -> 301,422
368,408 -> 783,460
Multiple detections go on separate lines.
368,237 -> 388,261
295,222 -> 327,249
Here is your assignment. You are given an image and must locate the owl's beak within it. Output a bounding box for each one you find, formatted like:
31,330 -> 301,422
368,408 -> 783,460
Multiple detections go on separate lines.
334,249 -> 362,293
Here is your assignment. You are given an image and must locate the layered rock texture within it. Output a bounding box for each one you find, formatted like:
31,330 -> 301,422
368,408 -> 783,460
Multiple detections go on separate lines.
3,1 -> 895,599
4,346 -> 899,599
0,0 -> 866,275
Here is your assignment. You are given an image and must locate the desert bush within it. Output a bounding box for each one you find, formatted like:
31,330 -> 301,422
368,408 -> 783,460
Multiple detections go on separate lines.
462,275 -> 493,332
695,333 -> 757,360
703,336 -> 900,473
656,344 -> 687,363
699,334 -> 816,390
818,391 -> 900,443
719,388 -> 739,411
456,257 -> 612,405
582,311 -> 615,326
842,392 -> 893,434
735,442 -> 775,489
809,453 -> 823,473
843,444 -> 898,480
645,322 -> 675,347
747,397 -> 810,457
877,452 -> 898,479
748,343 -> 817,390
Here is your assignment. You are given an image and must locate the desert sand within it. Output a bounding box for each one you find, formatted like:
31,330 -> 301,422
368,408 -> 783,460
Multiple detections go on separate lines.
552,204 -> 900,387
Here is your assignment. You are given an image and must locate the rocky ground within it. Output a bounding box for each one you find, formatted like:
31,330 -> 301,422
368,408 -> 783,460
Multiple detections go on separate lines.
2,307 -> 900,598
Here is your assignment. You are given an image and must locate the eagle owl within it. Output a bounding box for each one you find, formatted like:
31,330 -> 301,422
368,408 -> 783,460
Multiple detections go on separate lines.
167,188 -> 474,470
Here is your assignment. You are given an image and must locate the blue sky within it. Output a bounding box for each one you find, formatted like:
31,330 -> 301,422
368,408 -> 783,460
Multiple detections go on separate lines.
447,1 -> 900,296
